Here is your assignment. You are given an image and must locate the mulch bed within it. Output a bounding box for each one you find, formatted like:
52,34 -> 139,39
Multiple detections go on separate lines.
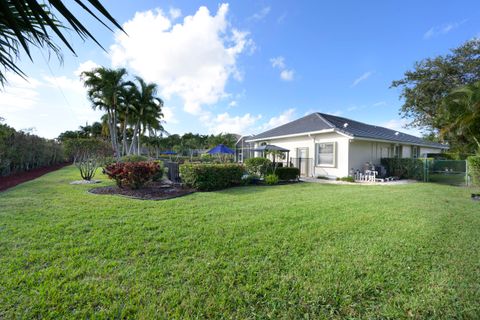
0,163 -> 70,192
89,182 -> 195,200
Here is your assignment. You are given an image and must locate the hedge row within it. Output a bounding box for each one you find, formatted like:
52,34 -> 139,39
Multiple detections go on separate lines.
180,163 -> 244,191
0,123 -> 64,177
380,158 -> 424,180
271,167 -> 300,181
467,156 -> 480,186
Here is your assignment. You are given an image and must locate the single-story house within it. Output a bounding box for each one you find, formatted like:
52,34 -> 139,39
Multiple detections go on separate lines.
244,112 -> 448,178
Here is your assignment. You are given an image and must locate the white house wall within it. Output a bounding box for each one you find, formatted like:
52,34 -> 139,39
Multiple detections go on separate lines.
348,140 -> 392,172
252,135 -> 445,179
255,132 -> 350,178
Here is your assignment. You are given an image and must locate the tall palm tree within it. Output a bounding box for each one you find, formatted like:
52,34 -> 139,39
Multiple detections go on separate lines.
441,81 -> 480,152
128,77 -> 164,155
118,84 -> 139,156
0,0 -> 123,86
81,67 -> 129,157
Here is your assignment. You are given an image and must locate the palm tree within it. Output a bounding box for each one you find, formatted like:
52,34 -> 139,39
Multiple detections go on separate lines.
0,0 -> 123,86
127,77 -> 164,155
441,81 -> 480,152
81,67 -> 129,157
118,84 -> 139,156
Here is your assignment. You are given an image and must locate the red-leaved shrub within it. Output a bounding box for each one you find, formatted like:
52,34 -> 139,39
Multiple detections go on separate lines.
104,161 -> 161,189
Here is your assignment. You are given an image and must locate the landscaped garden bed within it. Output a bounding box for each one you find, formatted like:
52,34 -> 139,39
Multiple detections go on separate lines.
89,181 -> 194,200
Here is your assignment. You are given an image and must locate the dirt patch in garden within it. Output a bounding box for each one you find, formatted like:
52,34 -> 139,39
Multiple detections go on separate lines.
89,182 -> 195,200
0,163 -> 70,192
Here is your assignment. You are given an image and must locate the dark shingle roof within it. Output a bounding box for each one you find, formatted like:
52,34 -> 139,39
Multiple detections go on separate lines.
250,113 -> 333,141
249,112 -> 447,149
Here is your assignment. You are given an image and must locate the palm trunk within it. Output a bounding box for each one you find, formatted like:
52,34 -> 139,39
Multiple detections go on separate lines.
137,131 -> 141,155
121,116 -> 128,156
128,120 -> 140,155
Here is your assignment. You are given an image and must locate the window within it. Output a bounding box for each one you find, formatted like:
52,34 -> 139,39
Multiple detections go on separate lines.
411,146 -> 420,159
391,145 -> 403,158
316,142 -> 335,166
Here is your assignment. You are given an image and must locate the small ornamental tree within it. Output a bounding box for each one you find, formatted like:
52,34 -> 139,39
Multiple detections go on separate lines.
64,138 -> 112,181
244,157 -> 272,177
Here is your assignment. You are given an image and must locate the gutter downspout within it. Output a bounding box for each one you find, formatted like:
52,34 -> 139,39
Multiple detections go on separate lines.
308,133 -> 315,177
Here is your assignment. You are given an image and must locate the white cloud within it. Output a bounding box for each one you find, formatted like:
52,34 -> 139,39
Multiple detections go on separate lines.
270,56 -> 285,69
110,4 -> 252,115
208,112 -> 262,134
162,106 -> 178,124
280,69 -> 294,81
43,60 -> 100,94
270,56 -> 295,81
351,71 -> 373,87
169,7 -> 182,20
424,20 -> 467,39
74,60 -> 99,76
261,108 -> 296,130
0,73 -> 40,116
228,100 -> 238,108
0,61 -> 105,138
248,6 -> 271,21
205,108 -> 297,135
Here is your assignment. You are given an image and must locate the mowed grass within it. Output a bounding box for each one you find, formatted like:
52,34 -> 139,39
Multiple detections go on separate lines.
1,166 -> 480,319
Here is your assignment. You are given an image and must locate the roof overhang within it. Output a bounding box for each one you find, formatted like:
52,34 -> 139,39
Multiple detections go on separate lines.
246,128 -> 338,142
350,136 -> 449,149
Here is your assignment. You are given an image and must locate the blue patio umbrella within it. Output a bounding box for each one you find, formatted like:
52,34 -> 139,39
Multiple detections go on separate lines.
161,150 -> 177,155
207,144 -> 234,155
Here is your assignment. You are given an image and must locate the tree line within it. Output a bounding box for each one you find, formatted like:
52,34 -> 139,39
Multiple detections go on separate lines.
58,123 -> 238,158
0,119 -> 64,176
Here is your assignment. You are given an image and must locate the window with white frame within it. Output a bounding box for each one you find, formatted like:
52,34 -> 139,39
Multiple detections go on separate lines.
316,142 -> 335,166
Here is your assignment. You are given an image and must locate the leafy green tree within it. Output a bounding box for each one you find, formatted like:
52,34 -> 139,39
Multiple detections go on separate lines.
392,39 -> 480,152
0,0 -> 122,86
441,81 -> 480,152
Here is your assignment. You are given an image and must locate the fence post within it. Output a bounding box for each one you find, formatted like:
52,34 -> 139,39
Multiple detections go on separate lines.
465,159 -> 469,187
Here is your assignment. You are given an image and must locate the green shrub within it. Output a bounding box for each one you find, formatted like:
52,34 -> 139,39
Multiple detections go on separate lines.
180,163 -> 244,191
244,157 -> 272,177
380,158 -> 424,180
265,174 -> 279,185
120,155 -> 148,163
275,167 -> 300,181
336,176 -> 355,182
242,174 -> 260,185
467,156 -> 480,186
104,161 -> 161,189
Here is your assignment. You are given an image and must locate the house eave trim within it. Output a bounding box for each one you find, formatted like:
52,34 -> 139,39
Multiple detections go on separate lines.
350,136 -> 449,149
246,128 -> 347,142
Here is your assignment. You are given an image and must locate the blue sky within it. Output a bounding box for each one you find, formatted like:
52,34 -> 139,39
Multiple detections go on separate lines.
1,0 -> 479,138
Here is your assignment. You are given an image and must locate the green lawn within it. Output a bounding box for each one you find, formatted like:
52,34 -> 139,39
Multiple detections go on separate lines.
1,166 -> 479,319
